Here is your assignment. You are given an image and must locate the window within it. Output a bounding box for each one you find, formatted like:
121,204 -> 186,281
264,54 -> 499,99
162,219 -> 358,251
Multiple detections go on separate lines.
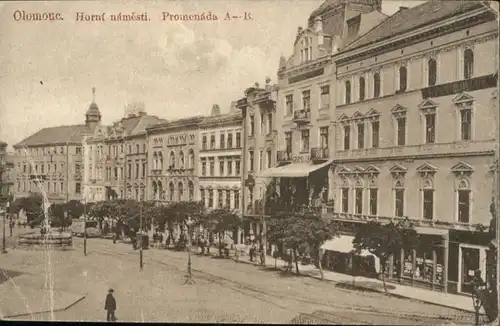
458,189 -> 470,223
373,73 -> 381,98
136,162 -> 139,179
343,125 -> 351,150
236,132 -> 241,148
219,160 -> 224,176
188,150 -> 195,169
169,182 -> 175,201
369,188 -> 378,215
301,130 -> 310,152
425,113 -> 436,144
217,189 -> 223,208
76,147 -> 82,154
464,49 -> 474,80
225,190 -> 231,208
114,167 -> 118,180
142,162 -> 146,177
320,127 -> 329,149
423,189 -> 434,220
235,160 -> 241,175
397,117 -> 406,146
371,121 -> 380,148
227,133 -> 233,148
178,182 -> 183,201
341,188 -> 349,213
260,113 -> 265,136
220,134 -> 225,149
210,135 -> 216,149
460,108 -> 472,140
209,160 -> 215,176
200,189 -> 205,205
267,113 -> 273,135
60,182 -> 64,192
188,181 -> 194,201
143,144 -> 146,153
75,182 -> 81,194
249,116 -> 255,136
395,187 -> 405,217
47,182 -> 51,193
266,150 -> 272,168
201,161 -> 207,176
357,123 -> 365,149
320,85 -> 330,109
355,188 -> 363,214
259,150 -> 263,170
359,77 -> 366,101
302,90 -> 311,111
227,159 -> 233,175
285,132 -> 292,153
41,164 -> 45,174
234,190 -> 240,210
428,59 -> 437,86
249,151 -> 254,171
399,66 -> 407,92
202,135 -> 207,150
345,81 -> 351,104
285,95 -> 293,116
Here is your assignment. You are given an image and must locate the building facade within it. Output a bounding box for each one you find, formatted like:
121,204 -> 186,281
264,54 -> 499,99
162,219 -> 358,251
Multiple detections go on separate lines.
146,116 -> 202,203
198,104 -> 243,213
328,1 -> 498,294
0,141 -> 15,201
13,88 -> 101,203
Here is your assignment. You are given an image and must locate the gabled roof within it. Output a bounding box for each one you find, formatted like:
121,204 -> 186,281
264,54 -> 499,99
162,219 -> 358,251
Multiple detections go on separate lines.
345,1 -> 484,51
14,125 -> 91,148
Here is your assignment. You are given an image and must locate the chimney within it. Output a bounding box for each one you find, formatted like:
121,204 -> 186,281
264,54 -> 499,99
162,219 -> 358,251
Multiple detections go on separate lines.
211,104 -> 221,116
313,16 -> 323,33
399,6 -> 409,11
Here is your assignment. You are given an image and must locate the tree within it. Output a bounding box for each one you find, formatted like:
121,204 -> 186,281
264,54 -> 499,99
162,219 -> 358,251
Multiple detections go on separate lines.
65,200 -> 84,219
48,203 -> 65,228
267,212 -> 339,275
203,208 -> 241,256
17,195 -> 44,225
352,217 -> 419,293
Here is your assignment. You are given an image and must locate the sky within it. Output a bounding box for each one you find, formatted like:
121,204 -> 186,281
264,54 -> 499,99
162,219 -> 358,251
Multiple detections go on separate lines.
0,0 -> 427,149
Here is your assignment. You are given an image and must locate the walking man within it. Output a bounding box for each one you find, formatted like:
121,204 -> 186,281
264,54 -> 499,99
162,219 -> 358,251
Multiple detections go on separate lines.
105,288 -> 117,322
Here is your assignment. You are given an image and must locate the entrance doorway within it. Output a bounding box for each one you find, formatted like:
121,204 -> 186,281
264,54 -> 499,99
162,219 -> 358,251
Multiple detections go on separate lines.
458,245 -> 487,294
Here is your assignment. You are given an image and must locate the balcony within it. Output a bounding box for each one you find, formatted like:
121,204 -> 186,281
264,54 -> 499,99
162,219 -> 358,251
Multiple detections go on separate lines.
292,110 -> 310,124
277,150 -> 292,164
336,139 -> 495,162
311,147 -> 329,162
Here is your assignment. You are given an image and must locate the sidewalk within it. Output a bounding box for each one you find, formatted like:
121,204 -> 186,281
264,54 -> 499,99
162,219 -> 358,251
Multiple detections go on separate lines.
187,245 -> 477,314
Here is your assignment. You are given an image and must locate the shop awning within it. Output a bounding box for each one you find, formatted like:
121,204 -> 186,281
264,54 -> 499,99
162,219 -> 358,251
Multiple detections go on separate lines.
320,235 -> 380,273
258,160 -> 333,178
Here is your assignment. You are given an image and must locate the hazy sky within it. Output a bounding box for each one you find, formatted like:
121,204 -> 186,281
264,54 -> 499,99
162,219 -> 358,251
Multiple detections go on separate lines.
0,0 -> 426,148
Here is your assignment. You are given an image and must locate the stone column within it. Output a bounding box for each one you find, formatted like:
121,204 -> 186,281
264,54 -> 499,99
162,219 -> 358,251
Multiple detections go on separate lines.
442,234 -> 449,293
399,248 -> 404,283
432,249 -> 437,291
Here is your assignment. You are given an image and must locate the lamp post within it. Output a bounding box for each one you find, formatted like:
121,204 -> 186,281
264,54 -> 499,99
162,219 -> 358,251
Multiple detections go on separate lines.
184,216 -> 195,284
139,205 -> 143,270
83,212 -> 87,256
2,201 -> 8,254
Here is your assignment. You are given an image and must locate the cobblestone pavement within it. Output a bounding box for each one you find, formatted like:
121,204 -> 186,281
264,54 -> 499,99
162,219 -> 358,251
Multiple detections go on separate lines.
1,238 -> 480,324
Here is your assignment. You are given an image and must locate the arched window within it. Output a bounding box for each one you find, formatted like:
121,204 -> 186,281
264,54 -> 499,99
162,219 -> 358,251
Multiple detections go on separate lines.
345,81 -> 351,104
188,181 -> 194,201
428,58 -> 437,86
152,181 -> 158,200
178,182 -> 184,202
179,151 -> 185,169
359,76 -> 366,101
152,152 -> 158,170
373,73 -> 380,98
399,66 -> 407,92
158,152 -> 163,170
128,145 -> 132,153
169,182 -> 175,201
422,178 -> 434,220
354,178 -> 364,214
188,150 -> 195,169
464,49 -> 474,79
169,152 -> 175,169
157,181 -> 163,200
136,144 -> 140,153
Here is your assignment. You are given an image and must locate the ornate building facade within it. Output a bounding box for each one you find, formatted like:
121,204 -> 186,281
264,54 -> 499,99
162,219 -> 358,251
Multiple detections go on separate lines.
328,1 -> 498,294
0,141 -> 15,200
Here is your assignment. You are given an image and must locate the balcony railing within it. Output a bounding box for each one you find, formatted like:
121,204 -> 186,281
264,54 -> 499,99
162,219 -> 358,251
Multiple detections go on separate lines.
277,150 -> 292,163
292,110 -> 311,124
311,147 -> 329,161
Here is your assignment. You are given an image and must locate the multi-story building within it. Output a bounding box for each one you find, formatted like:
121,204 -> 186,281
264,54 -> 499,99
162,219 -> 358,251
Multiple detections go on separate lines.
13,88 -> 101,203
266,0 -> 385,209
0,141 -> 15,200
83,102 -> 164,202
236,78 -> 278,242
328,1 -> 498,295
146,116 -> 203,203
198,103 -> 243,241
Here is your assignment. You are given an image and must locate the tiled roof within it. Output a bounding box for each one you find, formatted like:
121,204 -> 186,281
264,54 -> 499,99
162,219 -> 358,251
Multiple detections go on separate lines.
345,1 -> 484,51
13,125 -> 90,148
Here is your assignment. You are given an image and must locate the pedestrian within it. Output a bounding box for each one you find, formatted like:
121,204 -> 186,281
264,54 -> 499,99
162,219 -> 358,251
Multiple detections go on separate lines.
105,288 -> 117,322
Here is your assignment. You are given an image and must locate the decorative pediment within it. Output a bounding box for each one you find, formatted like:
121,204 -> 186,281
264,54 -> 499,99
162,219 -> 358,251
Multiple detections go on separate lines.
418,98 -> 438,110
352,111 -> 364,120
416,163 -> 438,176
452,92 -> 475,105
391,104 -> 408,117
352,166 -> 365,174
338,113 -> 350,123
354,178 -> 364,188
451,161 -> 474,176
390,164 -> 407,178
337,166 -> 352,174
364,165 -> 380,175
366,109 -> 380,118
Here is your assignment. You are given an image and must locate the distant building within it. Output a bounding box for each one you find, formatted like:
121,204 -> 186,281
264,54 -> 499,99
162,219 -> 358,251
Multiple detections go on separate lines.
0,141 -> 15,200
12,88 -> 101,203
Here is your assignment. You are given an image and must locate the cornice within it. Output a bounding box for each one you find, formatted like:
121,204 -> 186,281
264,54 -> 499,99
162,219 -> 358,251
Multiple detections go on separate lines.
333,150 -> 494,164
278,56 -> 332,80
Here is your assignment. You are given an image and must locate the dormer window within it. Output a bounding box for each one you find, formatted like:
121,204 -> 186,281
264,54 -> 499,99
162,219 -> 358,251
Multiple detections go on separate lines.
300,37 -> 313,63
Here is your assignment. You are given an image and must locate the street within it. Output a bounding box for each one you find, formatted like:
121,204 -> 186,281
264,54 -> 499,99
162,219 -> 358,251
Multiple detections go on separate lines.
0,236 -> 477,324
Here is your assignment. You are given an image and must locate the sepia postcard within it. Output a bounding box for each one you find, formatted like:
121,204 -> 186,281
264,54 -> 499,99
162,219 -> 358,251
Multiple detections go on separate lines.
0,0 -> 499,324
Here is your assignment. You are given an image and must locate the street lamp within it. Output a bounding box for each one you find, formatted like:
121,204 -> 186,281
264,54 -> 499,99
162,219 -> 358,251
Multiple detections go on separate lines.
2,201 -> 9,254
139,207 -> 143,270
184,216 -> 195,284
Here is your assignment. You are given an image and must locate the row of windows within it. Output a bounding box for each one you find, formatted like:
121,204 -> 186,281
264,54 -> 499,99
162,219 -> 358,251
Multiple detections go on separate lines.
93,143 -> 147,159
284,85 -> 330,117
202,132 -> 242,150
151,150 -> 195,170
284,126 -> 329,154
20,162 -> 66,174
151,180 -> 195,202
200,188 -> 240,210
248,149 -> 273,172
249,112 -> 274,137
16,180 -> 81,195
343,48 -> 475,105
16,146 -> 81,157
201,157 -> 241,177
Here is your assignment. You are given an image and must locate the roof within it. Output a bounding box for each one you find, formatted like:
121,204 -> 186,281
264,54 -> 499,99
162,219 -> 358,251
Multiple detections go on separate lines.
345,0 -> 484,51
199,112 -> 242,128
309,0 -> 343,23
14,125 -> 91,148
